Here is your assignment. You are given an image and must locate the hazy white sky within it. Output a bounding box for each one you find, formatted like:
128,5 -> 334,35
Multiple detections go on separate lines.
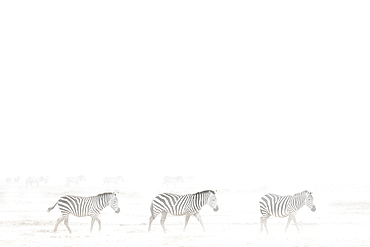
1,1 -> 369,188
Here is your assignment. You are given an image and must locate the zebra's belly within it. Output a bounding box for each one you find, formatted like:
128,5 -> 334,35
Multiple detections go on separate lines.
60,209 -> 90,217
71,211 -> 91,217
270,212 -> 289,218
58,204 -> 91,217
168,212 -> 187,216
262,205 -> 289,218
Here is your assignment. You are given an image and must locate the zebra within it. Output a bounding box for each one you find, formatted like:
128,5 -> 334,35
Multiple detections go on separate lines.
148,190 -> 219,233
66,175 -> 86,186
47,192 -> 120,233
103,176 -> 123,186
259,190 -> 316,234
26,176 -> 48,187
162,176 -> 184,188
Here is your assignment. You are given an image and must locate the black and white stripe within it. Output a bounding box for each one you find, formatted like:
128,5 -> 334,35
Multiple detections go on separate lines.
47,192 -> 120,233
148,190 -> 219,232
259,190 -> 316,233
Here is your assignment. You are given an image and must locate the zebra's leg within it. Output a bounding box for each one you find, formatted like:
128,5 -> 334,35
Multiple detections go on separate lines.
96,217 -> 102,232
64,215 -> 72,234
90,217 -> 96,232
90,215 -> 102,232
183,215 -> 191,232
160,211 -> 168,233
260,215 -> 269,234
53,216 -> 64,232
148,203 -> 158,232
263,216 -> 269,234
291,215 -> 300,233
148,216 -> 154,232
194,213 -> 205,232
259,217 -> 264,233
285,216 -> 292,233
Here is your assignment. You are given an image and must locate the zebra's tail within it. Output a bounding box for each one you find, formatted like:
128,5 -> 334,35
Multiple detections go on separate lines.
47,201 -> 58,213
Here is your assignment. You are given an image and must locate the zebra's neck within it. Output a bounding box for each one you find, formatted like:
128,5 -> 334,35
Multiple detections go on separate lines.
192,192 -> 210,211
292,192 -> 307,209
95,193 -> 111,211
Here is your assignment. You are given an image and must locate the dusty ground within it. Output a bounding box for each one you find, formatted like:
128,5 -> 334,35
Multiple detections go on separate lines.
1,182 -> 369,247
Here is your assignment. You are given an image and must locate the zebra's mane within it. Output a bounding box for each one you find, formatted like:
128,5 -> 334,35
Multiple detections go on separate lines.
294,190 -> 312,196
97,192 -> 115,197
195,190 -> 216,195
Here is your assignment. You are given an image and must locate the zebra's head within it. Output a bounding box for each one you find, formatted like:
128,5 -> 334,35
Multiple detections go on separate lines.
207,191 -> 219,212
304,191 -> 316,212
109,192 -> 120,213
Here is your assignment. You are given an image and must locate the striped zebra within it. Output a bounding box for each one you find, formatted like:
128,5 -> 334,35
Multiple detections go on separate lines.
103,176 -> 123,186
259,190 -> 316,234
66,175 -> 86,186
26,176 -> 48,187
148,190 -> 219,233
162,176 -> 183,188
47,192 -> 120,233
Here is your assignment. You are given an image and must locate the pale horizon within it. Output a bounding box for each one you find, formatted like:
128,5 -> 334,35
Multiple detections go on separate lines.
1,1 -> 369,190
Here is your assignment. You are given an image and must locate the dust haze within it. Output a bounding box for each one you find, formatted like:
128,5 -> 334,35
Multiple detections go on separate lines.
1,1 -> 370,246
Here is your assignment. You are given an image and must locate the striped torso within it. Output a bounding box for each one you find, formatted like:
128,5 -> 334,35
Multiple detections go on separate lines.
57,195 -> 107,217
152,193 -> 204,216
260,193 -> 304,218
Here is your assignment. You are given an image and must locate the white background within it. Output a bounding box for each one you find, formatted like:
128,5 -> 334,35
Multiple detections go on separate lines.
1,1 -> 369,190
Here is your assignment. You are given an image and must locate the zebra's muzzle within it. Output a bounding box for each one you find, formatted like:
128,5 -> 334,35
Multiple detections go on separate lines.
214,206 -> 219,212
311,205 -> 316,212
115,208 -> 120,213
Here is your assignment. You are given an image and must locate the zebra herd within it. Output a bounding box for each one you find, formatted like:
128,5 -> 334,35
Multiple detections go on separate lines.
65,175 -> 86,186
26,176 -> 49,187
6,176 -> 124,187
9,176 -> 194,187
6,176 -> 20,183
47,190 -> 316,234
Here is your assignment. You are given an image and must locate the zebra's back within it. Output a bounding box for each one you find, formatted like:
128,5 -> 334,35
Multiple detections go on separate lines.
260,193 -> 292,218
